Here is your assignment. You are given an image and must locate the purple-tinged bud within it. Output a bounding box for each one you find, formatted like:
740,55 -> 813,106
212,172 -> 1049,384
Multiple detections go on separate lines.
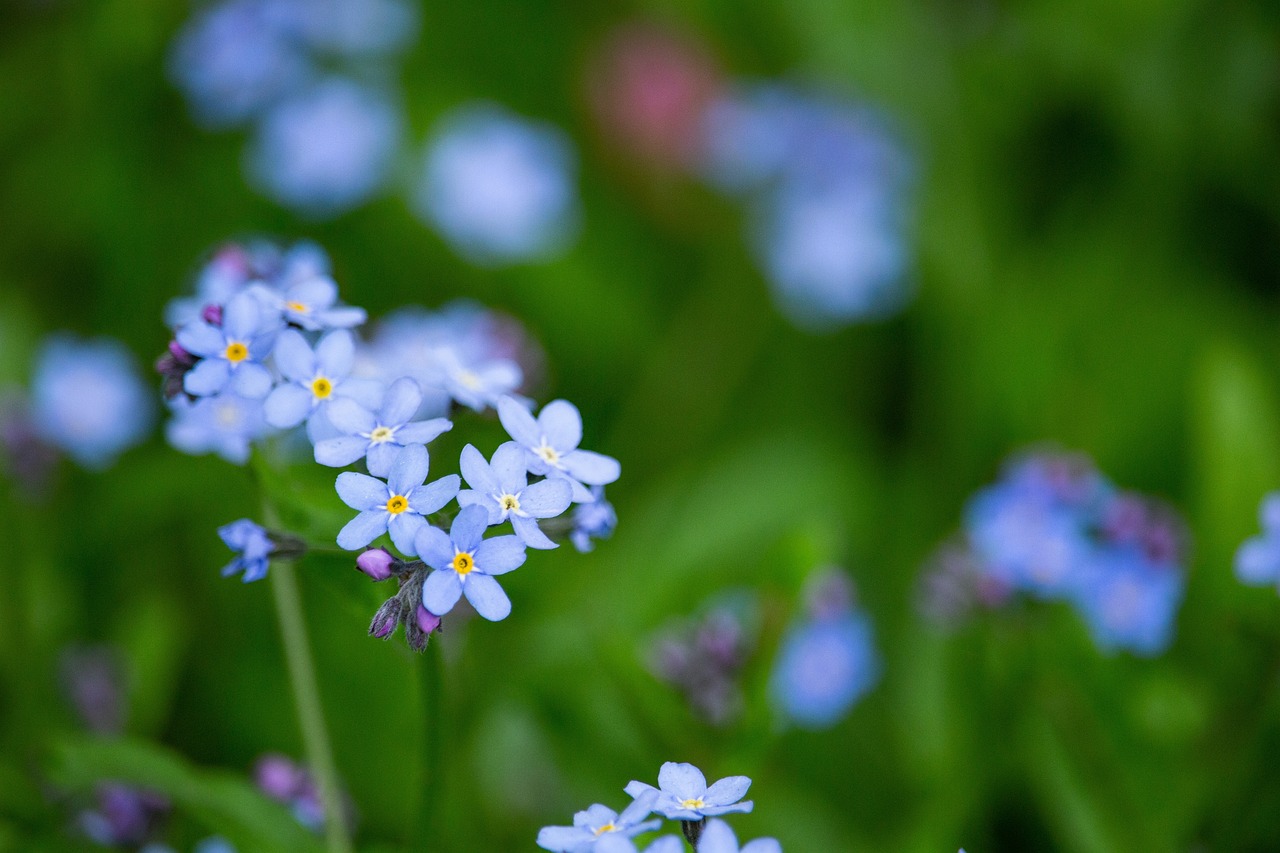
369,597 -> 401,639
201,303 -> 223,325
416,605 -> 441,635
167,340 -> 196,365
254,753 -> 303,802
356,547 -> 398,581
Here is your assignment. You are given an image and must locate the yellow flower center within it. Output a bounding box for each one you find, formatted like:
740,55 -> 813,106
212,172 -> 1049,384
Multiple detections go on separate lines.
680,798 -> 705,810
224,342 -> 249,363
457,370 -> 481,390
370,426 -> 394,443
311,376 -> 333,399
535,443 -> 559,466
452,551 -> 474,575
593,823 -> 617,836
385,495 -> 409,514
499,494 -> 520,512
286,301 -> 308,313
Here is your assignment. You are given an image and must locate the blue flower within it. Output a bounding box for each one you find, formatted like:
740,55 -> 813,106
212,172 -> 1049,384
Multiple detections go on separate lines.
246,77 -> 403,217
30,335 -> 153,469
262,329 -> 380,436
334,444 -> 459,555
165,393 -> 269,464
1236,492 -> 1280,589
965,484 -> 1092,599
293,0 -> 420,57
416,505 -> 527,621
624,763 -> 752,821
696,819 -> 782,853
769,612 -> 879,729
413,103 -> 579,266
176,292 -> 279,398
259,273 -> 367,331
459,442 -> 573,549
1071,548 -> 1182,657
218,519 -> 273,582
497,397 -> 620,503
536,790 -> 662,852
434,346 -> 523,412
571,486 -> 617,553
315,377 -> 452,476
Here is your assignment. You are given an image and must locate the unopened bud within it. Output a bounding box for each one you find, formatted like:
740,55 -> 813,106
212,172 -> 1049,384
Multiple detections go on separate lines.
201,304 -> 223,325
369,597 -> 401,639
416,605 -> 441,635
356,547 -> 398,581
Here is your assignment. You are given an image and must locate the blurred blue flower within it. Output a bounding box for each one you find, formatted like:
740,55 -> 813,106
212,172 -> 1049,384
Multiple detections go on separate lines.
769,611 -> 880,728
246,77 -> 403,217
697,819 -> 782,853
259,273 -> 367,331
459,442 -> 573,549
571,486 -> 618,553
77,784 -> 169,848
1236,492 -> 1280,589
218,519 -> 273,582
966,483 -> 1093,599
263,329 -> 381,436
413,103 -> 579,265
177,291 -> 279,398
416,504 -> 527,621
536,790 -> 661,852
1072,547 -> 1183,656
334,444 -> 459,554
315,377 -> 452,476
294,0 -> 420,58
30,335 -> 153,469
169,0 -> 312,128
165,392 -> 269,464
625,762 -> 752,821
194,838 -> 239,853
497,397 -> 621,503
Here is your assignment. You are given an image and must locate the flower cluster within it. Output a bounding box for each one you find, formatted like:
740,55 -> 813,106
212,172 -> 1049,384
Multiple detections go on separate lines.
0,335 -> 152,484
163,239 -> 620,647
538,761 -> 778,852
769,569 -> 880,729
921,449 -> 1189,656
648,594 -> 758,726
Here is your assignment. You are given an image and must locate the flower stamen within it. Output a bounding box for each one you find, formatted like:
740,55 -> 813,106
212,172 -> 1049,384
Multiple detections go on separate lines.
452,551 -> 474,575
224,342 -> 249,363
386,495 -> 409,514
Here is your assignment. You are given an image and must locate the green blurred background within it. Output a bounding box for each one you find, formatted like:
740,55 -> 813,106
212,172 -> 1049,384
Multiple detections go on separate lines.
5,0 -> 1280,850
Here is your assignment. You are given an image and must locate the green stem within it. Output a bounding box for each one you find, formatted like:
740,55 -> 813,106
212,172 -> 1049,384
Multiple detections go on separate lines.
270,558 -> 353,853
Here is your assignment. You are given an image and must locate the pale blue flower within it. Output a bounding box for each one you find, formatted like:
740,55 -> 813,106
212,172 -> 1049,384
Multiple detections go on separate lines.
246,77 -> 403,217
435,345 -> 523,412
697,819 -> 782,853
537,790 -> 661,852
335,444 -> 458,555
459,442 -> 572,549
218,519 -> 273,582
571,486 -> 617,553
1236,492 -> 1280,589
295,0 -> 420,57
769,612 -> 879,728
176,291 -> 279,398
416,505 -> 526,621
414,103 -> 579,266
497,397 -> 620,502
315,377 -> 452,476
625,763 -> 752,821
165,393 -> 269,464
30,335 -> 153,469
1071,549 -> 1182,657
255,273 -> 367,331
263,329 -> 380,435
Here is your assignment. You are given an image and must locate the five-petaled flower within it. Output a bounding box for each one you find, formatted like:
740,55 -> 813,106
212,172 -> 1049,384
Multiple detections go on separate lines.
335,444 -> 459,555
258,273 -> 367,331
459,441 -> 573,549
497,396 -> 620,502
315,377 -> 452,477
218,519 -> 273,582
536,790 -> 662,852
417,504 -> 526,621
176,291 -> 278,398
625,762 -> 753,821
263,329 -> 379,436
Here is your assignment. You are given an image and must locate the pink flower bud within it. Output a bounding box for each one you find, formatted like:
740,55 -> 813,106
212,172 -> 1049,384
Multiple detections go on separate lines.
416,605 -> 441,635
356,547 -> 398,581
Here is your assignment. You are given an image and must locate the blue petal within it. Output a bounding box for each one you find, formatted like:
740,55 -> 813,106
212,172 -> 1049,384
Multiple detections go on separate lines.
272,329 -> 315,381
535,826 -> 591,852
1235,537 -> 1280,585
475,534 -> 527,574
176,322 -> 224,358
389,444 -> 430,495
696,819 -> 739,853
463,574 -> 511,621
700,800 -> 753,817
379,376 -> 422,425
491,441 -> 529,490
561,449 -> 621,486
388,513 -> 426,555
458,490 -> 503,524
286,275 -> 337,310
315,329 -> 354,378
518,478 -> 572,517
657,762 -> 706,799
703,776 -> 751,806
460,444 -> 499,493
315,306 -> 367,328
617,789 -> 658,826
366,443 -> 397,479
739,839 -> 782,853
183,359 -> 230,396
538,399 -> 582,452
624,781 -> 657,799
326,397 -> 376,435
645,838 -> 686,853
408,475 -> 460,515
264,384 -> 313,428
223,292 -> 262,339
422,568 -> 463,615
450,504 -> 489,552
231,362 -> 274,399
511,514 -> 557,550
336,472 -> 389,510
337,510 -> 388,550
415,525 -> 454,571
314,436 -> 369,467
396,417 -> 452,445
497,395 -> 540,447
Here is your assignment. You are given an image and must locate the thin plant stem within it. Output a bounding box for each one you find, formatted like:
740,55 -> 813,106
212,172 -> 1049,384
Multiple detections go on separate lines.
270,557 -> 353,853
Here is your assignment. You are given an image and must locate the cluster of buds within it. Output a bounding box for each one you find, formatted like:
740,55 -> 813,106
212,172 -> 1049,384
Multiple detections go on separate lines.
358,548 -> 442,651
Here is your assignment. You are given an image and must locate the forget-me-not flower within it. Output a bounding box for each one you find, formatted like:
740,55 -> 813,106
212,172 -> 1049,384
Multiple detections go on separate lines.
315,377 -> 452,476
177,291 -> 279,398
696,819 -> 782,853
1236,492 -> 1280,590
263,329 -> 379,434
335,444 -> 459,554
769,611 -> 880,728
497,397 -> 620,503
1071,549 -> 1183,657
459,442 -> 573,549
416,505 -> 526,621
254,273 -> 367,331
536,790 -> 661,852
571,486 -> 617,553
434,345 -> 523,412
165,393 -> 268,464
30,335 -> 153,469
218,519 -> 273,582
624,763 -> 752,821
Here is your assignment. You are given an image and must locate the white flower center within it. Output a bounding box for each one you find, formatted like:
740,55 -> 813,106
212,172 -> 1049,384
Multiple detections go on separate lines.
535,442 -> 560,467
369,425 -> 396,444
